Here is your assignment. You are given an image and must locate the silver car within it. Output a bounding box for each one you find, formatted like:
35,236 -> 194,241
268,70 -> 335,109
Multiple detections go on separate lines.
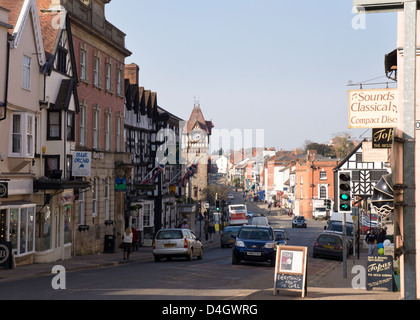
153,228 -> 203,262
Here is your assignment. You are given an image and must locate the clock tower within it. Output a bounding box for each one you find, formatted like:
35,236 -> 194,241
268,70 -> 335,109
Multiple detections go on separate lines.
183,101 -> 214,201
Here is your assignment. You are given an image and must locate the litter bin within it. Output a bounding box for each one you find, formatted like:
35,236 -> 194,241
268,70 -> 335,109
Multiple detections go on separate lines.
104,235 -> 116,253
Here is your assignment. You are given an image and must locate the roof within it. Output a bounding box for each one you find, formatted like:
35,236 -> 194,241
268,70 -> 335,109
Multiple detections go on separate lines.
185,105 -> 214,134
1,0 -> 46,65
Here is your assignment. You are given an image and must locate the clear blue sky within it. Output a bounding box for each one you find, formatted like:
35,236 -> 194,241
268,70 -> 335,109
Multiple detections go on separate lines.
106,0 -> 398,152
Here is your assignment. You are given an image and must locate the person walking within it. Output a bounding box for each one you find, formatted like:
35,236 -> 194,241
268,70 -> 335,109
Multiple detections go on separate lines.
377,227 -> 387,244
365,228 -> 377,256
181,219 -> 189,229
203,218 -> 209,241
208,220 -> 216,243
122,227 -> 133,260
131,225 -> 138,252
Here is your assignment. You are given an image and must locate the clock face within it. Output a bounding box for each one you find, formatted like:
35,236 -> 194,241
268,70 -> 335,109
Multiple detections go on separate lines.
192,132 -> 202,142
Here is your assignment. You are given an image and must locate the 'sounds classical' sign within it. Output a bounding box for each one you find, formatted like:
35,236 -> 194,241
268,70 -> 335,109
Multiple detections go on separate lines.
348,88 -> 399,129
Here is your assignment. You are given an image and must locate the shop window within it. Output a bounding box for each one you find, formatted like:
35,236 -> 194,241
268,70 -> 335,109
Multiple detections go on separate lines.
1,205 -> 36,256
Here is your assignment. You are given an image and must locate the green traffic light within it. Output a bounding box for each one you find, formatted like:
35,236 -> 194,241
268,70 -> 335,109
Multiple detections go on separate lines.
340,194 -> 350,201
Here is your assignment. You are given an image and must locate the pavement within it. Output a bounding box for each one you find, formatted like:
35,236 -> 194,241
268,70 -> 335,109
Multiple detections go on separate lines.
0,200 -> 401,300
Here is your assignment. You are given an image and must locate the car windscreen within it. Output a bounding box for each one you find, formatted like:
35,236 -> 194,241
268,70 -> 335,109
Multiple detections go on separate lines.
156,230 -> 183,240
318,234 -> 341,244
328,223 -> 353,236
238,228 -> 273,240
295,216 -> 305,221
224,226 -> 241,233
274,231 -> 285,239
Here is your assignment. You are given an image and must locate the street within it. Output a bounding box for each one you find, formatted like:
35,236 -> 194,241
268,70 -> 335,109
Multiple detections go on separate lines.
0,189 -> 341,300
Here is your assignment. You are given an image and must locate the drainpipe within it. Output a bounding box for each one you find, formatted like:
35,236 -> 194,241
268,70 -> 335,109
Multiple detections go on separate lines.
0,34 -> 11,121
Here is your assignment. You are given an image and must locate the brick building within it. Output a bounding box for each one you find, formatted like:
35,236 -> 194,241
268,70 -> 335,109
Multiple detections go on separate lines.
36,0 -> 132,255
294,150 -> 339,219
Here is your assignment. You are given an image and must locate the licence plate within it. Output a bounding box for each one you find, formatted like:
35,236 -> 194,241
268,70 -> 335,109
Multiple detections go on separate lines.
164,244 -> 176,248
247,251 -> 261,256
323,245 -> 334,249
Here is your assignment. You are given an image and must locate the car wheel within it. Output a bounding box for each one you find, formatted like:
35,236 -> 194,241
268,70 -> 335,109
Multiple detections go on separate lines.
270,259 -> 275,267
187,249 -> 193,261
154,256 -> 161,262
198,248 -> 203,260
232,254 -> 240,265
313,253 -> 318,259
221,244 -> 225,248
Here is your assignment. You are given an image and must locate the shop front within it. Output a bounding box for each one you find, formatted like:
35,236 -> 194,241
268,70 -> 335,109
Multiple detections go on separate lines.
0,202 -> 36,266
33,180 -> 89,263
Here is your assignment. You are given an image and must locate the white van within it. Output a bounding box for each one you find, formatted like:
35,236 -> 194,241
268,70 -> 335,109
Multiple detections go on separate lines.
248,216 -> 269,226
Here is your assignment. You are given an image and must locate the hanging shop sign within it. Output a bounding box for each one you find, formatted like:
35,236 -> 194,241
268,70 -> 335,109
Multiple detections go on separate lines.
348,88 -> 399,129
0,242 -> 12,269
372,128 -> 394,149
115,179 -> 126,192
0,182 -> 8,198
72,152 -> 92,177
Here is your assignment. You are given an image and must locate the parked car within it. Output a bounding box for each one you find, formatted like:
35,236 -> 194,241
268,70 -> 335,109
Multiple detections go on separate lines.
273,229 -> 288,246
325,220 -> 356,251
220,226 -> 241,248
227,193 -> 234,199
232,225 -> 276,266
248,216 -> 269,226
313,232 -> 349,261
292,215 -> 307,228
153,228 -> 203,262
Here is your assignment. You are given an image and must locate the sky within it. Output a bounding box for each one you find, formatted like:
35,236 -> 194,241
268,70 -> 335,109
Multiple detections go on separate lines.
106,0 -> 398,152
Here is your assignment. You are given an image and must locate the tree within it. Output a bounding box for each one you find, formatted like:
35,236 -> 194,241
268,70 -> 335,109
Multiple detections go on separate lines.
330,132 -> 355,159
304,141 -> 336,158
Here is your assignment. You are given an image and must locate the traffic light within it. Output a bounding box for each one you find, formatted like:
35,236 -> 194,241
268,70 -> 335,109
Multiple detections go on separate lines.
326,199 -> 332,210
216,200 -> 220,211
338,171 -> 352,213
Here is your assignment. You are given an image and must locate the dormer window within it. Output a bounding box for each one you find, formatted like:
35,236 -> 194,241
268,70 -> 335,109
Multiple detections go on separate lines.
56,46 -> 68,74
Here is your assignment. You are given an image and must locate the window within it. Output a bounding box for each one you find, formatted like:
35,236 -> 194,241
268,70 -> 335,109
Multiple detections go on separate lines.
93,56 -> 100,86
44,155 -> 60,178
93,109 -> 99,149
47,110 -> 61,140
56,46 -> 68,74
80,49 -> 86,81
78,189 -> 86,225
143,203 -> 154,227
116,114 -> 122,152
105,62 -> 111,91
105,112 -> 111,151
12,114 -> 21,154
319,186 -> 327,199
116,68 -> 122,95
1,205 -> 36,256
22,55 -> 31,90
92,178 -> 98,218
104,177 -> 110,220
319,171 -> 327,180
67,112 -> 75,141
10,113 -> 35,157
79,106 -> 85,146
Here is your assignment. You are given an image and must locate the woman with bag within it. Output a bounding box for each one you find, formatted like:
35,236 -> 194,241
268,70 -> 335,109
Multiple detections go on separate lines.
122,227 -> 133,260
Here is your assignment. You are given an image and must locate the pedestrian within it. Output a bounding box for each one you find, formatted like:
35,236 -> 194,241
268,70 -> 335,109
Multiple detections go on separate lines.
203,218 -> 209,241
377,227 -> 387,244
122,227 -> 133,260
181,219 -> 189,229
208,220 -> 215,242
365,228 -> 377,256
131,225 -> 138,252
